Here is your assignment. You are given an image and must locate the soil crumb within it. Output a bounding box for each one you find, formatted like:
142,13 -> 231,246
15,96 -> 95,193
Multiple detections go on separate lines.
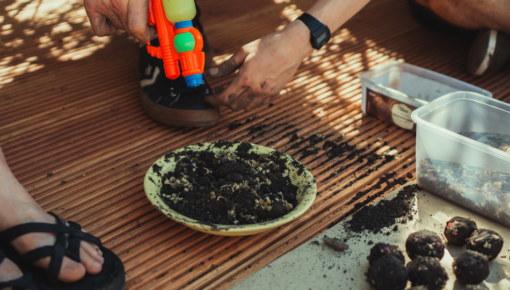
346,184 -> 419,233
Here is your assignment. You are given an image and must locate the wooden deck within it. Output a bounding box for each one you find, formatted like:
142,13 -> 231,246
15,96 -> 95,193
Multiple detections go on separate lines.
1,0 -> 509,289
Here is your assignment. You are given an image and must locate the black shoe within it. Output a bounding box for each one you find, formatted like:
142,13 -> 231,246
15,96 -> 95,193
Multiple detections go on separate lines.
138,6 -> 219,128
467,29 -> 510,76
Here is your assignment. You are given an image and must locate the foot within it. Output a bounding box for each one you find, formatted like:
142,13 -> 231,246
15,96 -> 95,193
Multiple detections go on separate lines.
0,256 -> 23,290
0,150 -> 104,284
467,29 -> 510,76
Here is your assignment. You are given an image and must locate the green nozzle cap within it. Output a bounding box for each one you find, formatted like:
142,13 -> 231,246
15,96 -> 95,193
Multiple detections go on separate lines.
174,32 -> 195,53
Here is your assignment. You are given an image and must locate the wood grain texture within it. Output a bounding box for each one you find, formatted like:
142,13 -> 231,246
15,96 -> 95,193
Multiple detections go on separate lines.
1,0 -> 509,289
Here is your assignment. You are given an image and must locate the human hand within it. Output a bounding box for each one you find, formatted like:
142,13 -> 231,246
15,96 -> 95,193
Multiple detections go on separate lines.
84,0 -> 157,43
205,21 -> 314,111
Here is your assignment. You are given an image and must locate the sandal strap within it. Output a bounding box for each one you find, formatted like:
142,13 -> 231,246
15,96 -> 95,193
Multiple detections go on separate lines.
0,214 -> 101,246
0,212 -> 102,286
0,273 -> 38,290
22,246 -> 80,264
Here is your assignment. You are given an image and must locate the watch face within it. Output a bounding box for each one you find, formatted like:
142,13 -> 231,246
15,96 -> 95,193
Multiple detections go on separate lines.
313,27 -> 331,49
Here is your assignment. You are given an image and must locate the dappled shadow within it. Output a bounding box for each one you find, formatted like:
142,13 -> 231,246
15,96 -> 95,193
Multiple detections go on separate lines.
0,0 -> 124,89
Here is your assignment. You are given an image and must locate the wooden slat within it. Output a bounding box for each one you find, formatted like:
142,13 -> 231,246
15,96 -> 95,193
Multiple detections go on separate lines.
1,0 -> 509,289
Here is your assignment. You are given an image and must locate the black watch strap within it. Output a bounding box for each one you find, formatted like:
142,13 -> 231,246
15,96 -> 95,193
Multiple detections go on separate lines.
297,13 -> 331,49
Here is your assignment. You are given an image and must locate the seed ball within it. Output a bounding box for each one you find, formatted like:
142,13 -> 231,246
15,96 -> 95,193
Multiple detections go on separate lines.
465,284 -> 489,290
444,216 -> 477,246
453,250 -> 489,285
466,229 -> 503,261
408,287 -> 428,290
406,230 -> 445,260
407,256 -> 448,290
367,256 -> 407,290
367,243 -> 405,265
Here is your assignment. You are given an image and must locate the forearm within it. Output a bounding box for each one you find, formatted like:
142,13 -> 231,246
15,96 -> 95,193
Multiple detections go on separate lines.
307,0 -> 370,32
281,0 -> 370,58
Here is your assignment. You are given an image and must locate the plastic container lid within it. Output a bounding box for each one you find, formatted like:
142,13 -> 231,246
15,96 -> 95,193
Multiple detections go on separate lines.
411,91 -> 510,166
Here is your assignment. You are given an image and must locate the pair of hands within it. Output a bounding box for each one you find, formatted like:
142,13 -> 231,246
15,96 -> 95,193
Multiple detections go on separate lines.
84,0 -> 313,111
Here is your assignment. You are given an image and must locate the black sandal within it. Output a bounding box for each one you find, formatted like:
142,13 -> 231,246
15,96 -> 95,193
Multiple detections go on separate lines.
0,248 -> 38,290
0,213 -> 125,290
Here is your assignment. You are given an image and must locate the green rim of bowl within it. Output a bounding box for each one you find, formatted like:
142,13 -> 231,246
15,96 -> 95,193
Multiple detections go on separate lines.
143,141 -> 317,236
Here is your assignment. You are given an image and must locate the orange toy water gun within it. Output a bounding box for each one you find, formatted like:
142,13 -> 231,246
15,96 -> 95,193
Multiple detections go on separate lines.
147,0 -> 205,87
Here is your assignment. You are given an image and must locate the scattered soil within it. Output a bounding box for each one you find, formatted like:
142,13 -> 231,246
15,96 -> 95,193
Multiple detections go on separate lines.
444,216 -> 477,246
346,184 -> 418,233
405,230 -> 445,260
159,142 -> 299,225
466,229 -> 504,261
406,256 -> 448,290
453,250 -> 489,285
229,116 -> 258,131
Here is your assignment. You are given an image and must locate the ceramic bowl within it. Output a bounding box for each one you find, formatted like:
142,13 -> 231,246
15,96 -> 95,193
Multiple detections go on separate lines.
143,142 -> 317,236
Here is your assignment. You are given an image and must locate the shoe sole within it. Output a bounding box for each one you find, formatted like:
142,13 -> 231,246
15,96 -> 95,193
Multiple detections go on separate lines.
140,91 -> 220,127
468,29 -> 510,76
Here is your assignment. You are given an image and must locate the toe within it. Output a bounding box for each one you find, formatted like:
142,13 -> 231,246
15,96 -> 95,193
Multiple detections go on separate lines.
35,256 -> 87,283
79,246 -> 103,275
81,240 -> 104,264
0,258 -> 23,283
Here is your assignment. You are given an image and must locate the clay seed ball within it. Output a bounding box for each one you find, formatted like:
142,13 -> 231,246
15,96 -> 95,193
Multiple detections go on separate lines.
408,287 -> 429,290
465,284 -> 489,290
444,216 -> 477,246
406,230 -> 445,260
453,250 -> 490,285
406,256 -> 448,290
466,229 -> 504,261
367,243 -> 405,265
367,256 -> 408,290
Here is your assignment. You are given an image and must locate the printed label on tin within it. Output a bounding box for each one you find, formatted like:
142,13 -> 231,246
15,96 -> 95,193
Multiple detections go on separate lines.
366,88 -> 417,131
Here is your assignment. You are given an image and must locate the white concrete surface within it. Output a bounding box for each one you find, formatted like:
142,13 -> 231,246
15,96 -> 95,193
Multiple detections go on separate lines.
232,182 -> 510,290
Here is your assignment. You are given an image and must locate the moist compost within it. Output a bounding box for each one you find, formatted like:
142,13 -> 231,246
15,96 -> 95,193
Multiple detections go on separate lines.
367,243 -> 405,265
406,256 -> 448,290
466,229 -> 504,261
453,250 -> 490,285
405,230 -> 445,260
444,216 -> 477,246
367,256 -> 407,290
418,159 -> 510,226
159,142 -> 300,225
346,184 -> 418,233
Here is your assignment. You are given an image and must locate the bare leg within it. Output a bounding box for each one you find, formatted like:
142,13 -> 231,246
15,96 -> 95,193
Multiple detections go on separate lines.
416,0 -> 510,35
0,147 -> 104,283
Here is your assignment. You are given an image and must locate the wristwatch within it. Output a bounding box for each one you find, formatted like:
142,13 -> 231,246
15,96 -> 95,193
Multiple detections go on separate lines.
296,13 -> 331,50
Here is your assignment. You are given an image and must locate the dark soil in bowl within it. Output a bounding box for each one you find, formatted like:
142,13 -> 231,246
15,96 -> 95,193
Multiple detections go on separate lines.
159,142 -> 301,225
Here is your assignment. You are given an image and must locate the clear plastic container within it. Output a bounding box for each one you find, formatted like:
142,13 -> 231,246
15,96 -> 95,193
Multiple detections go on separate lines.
411,91 -> 510,226
360,61 -> 492,130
